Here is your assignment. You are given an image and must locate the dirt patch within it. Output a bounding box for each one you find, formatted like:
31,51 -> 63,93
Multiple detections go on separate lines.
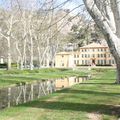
88,112 -> 102,120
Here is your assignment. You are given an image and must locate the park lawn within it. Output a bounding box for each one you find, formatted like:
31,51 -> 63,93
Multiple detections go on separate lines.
0,68 -> 88,88
0,68 -> 120,120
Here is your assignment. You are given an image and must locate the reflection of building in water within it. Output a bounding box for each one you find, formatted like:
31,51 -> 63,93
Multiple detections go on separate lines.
55,76 -> 88,89
55,78 -> 69,89
55,42 -> 115,68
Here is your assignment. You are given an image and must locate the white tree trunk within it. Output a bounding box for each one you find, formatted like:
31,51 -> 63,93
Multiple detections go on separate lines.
30,36 -> 34,70
83,0 -> 120,83
6,16 -> 14,70
28,13 -> 34,70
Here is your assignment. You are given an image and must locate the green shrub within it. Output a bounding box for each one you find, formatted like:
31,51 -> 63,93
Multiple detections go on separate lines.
0,63 -> 7,68
24,69 -> 39,73
92,68 -> 110,72
96,64 -> 112,66
11,63 -> 17,68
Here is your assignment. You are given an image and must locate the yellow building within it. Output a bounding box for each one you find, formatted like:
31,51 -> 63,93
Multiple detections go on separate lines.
55,42 -> 115,68
55,52 -> 74,68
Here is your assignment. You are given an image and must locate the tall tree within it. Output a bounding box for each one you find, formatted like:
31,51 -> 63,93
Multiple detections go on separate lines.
83,0 -> 120,83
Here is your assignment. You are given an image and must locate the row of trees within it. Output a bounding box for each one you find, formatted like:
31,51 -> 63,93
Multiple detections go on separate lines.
0,5 -> 57,70
0,0 -> 94,70
0,0 -> 79,70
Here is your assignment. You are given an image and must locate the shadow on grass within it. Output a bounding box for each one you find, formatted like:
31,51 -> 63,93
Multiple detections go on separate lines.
21,101 -> 120,118
56,89 -> 120,97
0,79 -> 19,84
79,82 -> 117,85
90,78 -> 116,80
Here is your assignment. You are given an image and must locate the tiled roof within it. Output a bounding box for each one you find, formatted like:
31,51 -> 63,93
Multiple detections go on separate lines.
56,52 -> 72,55
80,42 -> 108,48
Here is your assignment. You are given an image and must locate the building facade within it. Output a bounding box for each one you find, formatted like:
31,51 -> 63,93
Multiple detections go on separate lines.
55,52 -> 74,68
55,42 -> 115,68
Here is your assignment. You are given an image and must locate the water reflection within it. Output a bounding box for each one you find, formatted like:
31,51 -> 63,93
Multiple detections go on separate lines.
55,76 -> 89,90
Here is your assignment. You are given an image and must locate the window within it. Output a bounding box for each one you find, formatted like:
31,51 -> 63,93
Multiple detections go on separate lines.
85,54 -> 87,58
109,60 -> 111,64
85,60 -> 88,65
62,55 -> 64,57
88,54 -> 90,58
82,54 -> 84,58
82,60 -> 84,64
77,55 -> 79,58
74,55 -> 76,58
98,60 -> 100,64
77,60 -> 79,64
62,63 -> 64,66
112,60 -> 115,64
101,60 -> 103,65
104,60 -> 106,65
74,60 -> 76,64
98,54 -> 100,58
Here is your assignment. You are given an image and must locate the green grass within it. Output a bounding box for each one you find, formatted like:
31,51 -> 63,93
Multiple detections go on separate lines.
0,68 -> 88,88
0,68 -> 120,120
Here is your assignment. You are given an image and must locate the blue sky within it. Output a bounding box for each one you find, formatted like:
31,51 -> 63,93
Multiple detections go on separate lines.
0,0 -> 83,13
60,0 -> 83,14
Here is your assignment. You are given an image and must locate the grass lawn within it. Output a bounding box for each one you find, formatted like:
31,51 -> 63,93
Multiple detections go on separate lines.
0,68 -> 87,88
0,68 -> 120,120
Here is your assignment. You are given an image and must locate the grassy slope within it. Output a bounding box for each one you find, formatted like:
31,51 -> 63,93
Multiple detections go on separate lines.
0,68 -> 120,120
0,68 -> 87,88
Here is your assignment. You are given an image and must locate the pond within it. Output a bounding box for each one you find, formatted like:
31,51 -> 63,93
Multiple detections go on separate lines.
55,76 -> 89,90
0,75 -> 89,109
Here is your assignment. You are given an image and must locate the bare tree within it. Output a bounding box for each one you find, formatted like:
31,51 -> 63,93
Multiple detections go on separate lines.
0,9 -> 19,70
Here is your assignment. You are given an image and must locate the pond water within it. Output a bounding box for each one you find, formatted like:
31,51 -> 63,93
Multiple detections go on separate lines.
55,76 -> 89,90
0,75 -> 89,109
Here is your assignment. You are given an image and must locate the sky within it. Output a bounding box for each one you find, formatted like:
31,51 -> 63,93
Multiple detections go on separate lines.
0,0 -> 83,14
58,0 -> 83,12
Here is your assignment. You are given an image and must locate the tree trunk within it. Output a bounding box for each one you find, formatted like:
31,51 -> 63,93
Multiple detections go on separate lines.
83,0 -> 120,83
37,46 -> 41,69
7,53 -> 11,70
20,58 -> 24,70
116,61 -> 120,83
30,37 -> 33,70
7,37 -> 11,70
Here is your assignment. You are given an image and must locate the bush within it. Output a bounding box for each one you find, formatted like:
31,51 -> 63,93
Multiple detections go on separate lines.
0,63 -> 7,68
96,64 -> 112,66
24,69 -> 40,73
77,65 -> 89,66
11,63 -> 17,68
